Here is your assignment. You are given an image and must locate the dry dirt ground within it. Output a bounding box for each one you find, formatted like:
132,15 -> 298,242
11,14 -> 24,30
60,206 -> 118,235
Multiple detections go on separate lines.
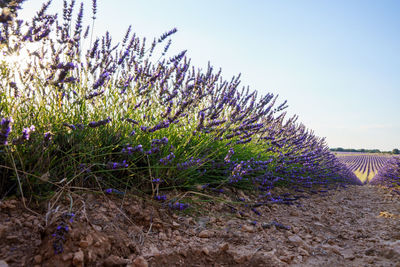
0,185 -> 399,267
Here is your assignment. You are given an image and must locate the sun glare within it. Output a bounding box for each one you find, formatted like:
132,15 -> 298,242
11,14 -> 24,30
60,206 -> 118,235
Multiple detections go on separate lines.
1,45 -> 33,70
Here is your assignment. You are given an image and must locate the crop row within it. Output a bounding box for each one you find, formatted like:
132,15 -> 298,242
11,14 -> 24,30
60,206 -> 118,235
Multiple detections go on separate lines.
370,156 -> 400,194
335,153 -> 392,183
0,0 -> 361,205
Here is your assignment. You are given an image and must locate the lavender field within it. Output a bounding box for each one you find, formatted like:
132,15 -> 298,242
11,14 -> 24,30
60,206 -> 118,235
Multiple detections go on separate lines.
335,152 -> 393,183
0,1 -> 399,266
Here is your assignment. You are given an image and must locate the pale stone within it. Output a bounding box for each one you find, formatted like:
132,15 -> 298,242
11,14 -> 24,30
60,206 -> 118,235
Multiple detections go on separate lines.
241,225 -> 255,233
72,250 -> 84,267
131,256 -> 148,267
33,255 -> 42,264
202,247 -> 210,255
198,230 -> 213,238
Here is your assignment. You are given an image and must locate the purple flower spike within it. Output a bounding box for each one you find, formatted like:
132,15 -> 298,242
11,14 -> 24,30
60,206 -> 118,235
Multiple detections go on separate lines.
105,188 -> 113,194
160,152 -> 175,165
0,117 -> 13,145
88,117 -> 111,128
154,195 -> 167,201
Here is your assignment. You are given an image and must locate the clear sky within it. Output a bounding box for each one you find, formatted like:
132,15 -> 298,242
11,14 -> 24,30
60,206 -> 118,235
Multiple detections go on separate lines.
18,0 -> 399,151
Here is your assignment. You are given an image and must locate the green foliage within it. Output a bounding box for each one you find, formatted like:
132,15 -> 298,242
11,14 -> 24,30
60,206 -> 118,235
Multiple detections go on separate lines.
330,148 -> 382,154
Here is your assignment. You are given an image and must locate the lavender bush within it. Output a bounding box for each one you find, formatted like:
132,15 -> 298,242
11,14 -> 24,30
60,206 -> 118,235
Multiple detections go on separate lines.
369,156 -> 400,194
0,0 -> 361,202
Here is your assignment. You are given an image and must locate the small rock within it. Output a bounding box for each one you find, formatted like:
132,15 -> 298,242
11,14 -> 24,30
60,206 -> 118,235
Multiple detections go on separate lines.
79,240 -> 89,248
298,247 -> 309,256
0,260 -> 8,267
234,254 -> 247,264
158,232 -> 167,241
219,243 -> 229,252
289,210 -> 299,216
149,246 -> 160,256
241,225 -> 255,233
62,253 -> 73,261
322,244 -> 341,255
6,235 -> 19,241
179,250 -> 187,257
131,256 -> 148,267
33,255 -> 42,264
86,234 -> 94,246
198,230 -> 213,238
104,255 -> 129,266
202,247 -> 210,255
72,250 -> 84,267
92,224 -> 102,231
172,221 -> 180,228
271,204 -> 279,211
280,255 -> 295,264
340,248 -> 355,260
288,235 -> 304,246
291,226 -> 299,234
87,251 -> 96,262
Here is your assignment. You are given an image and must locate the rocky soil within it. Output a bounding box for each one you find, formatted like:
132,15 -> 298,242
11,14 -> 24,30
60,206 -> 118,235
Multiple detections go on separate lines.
0,185 -> 399,267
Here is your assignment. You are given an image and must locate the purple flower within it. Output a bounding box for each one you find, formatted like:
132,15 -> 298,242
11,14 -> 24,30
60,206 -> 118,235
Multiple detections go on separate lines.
22,125 -> 35,140
160,152 -> 175,165
168,202 -> 189,210
104,188 -> 125,194
12,125 -> 35,145
107,160 -> 128,169
105,188 -> 113,194
122,144 -> 143,154
88,117 -> 111,128
124,118 -> 139,125
154,195 -> 167,201
152,178 -> 162,184
44,131 -> 52,142
177,157 -> 203,170
63,123 -> 76,131
145,146 -> 160,155
158,28 -> 177,43
93,71 -> 110,90
0,117 -> 13,145
85,89 -> 105,100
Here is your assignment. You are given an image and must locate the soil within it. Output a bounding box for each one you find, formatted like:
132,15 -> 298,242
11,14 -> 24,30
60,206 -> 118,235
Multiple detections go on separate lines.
0,185 -> 399,267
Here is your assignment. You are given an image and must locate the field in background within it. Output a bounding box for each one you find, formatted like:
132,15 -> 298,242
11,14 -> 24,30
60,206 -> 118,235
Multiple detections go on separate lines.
335,152 -> 392,183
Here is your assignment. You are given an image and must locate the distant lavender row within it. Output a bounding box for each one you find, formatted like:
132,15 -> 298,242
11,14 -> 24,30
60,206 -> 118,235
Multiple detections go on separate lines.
335,153 -> 391,182
369,156 -> 400,193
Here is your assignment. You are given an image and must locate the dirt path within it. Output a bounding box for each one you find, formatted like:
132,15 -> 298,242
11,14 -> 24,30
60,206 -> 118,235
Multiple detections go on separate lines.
0,185 -> 399,266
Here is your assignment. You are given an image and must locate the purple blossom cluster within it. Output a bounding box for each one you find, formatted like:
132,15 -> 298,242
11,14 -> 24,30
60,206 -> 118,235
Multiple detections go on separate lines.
52,212 -> 75,254
88,117 -> 111,128
0,118 -> 13,145
121,144 -> 143,154
154,195 -> 167,201
104,188 -> 125,194
168,201 -> 189,210
107,160 -> 128,169
159,152 -> 175,165
12,125 -> 35,145
177,157 -> 203,170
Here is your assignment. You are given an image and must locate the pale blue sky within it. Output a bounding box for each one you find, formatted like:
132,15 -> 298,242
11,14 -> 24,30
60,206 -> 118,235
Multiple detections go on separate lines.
19,0 -> 399,151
